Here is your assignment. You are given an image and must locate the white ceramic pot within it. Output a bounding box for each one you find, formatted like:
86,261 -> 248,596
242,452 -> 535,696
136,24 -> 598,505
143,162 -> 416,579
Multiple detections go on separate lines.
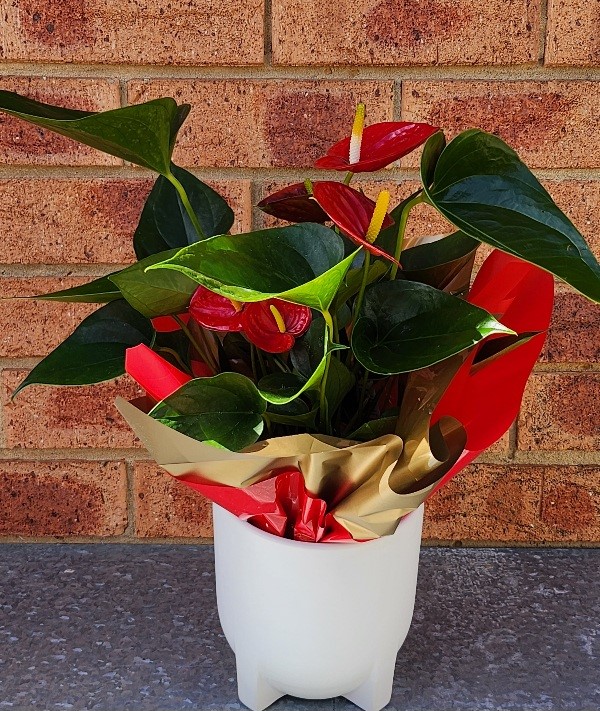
212,502 -> 424,711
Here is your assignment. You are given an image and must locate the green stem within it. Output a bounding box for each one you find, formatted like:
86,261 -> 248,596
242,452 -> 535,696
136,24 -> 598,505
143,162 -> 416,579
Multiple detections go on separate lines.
344,369 -> 370,435
351,250 -> 371,328
389,192 -> 425,281
250,344 -> 259,383
156,347 -> 192,375
319,310 -> 335,434
173,315 -> 217,372
343,171 -> 354,186
166,171 -> 206,240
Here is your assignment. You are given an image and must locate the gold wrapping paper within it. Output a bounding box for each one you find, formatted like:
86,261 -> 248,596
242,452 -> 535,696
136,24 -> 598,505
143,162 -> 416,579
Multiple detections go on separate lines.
116,389 -> 465,540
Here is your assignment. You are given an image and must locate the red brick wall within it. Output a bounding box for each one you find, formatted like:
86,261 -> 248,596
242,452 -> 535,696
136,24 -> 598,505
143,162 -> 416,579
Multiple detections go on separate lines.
0,0 -> 598,544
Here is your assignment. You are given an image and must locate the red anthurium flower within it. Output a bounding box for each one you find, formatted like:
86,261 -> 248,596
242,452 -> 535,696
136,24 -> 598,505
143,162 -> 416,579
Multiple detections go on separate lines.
257,182 -> 329,223
189,285 -> 245,332
125,344 -> 193,402
242,299 -> 312,353
315,104 -> 438,173
311,181 -> 398,264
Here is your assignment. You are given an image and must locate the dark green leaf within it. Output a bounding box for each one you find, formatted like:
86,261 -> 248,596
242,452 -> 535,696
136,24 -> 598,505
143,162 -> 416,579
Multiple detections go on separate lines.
401,231 -> 479,293
259,317 -> 345,405
13,300 -> 154,396
324,357 -> 355,417
25,274 -> 121,303
420,131 -> 446,188
109,249 -> 198,318
0,91 -> 190,175
267,399 -> 318,428
422,129 -> 600,303
146,223 -> 356,311
351,280 -> 514,374
149,373 -> 266,451
133,164 -> 234,259
401,232 -> 478,271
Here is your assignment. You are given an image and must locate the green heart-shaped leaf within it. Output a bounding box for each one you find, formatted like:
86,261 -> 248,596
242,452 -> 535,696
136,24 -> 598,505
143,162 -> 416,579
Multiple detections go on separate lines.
351,280 -> 514,374
401,231 -> 479,293
134,164 -> 234,259
109,249 -> 198,318
150,373 -> 266,450
146,223 -> 356,311
422,129 -> 600,303
324,357 -> 355,417
24,274 -> 122,303
267,399 -> 319,428
0,90 -> 189,175
13,300 -> 154,396
258,317 -> 344,405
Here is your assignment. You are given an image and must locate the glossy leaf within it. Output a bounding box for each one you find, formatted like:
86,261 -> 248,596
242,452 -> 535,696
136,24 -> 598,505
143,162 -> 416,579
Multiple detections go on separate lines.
146,223 -> 356,311
401,232 -> 479,293
267,399 -> 318,428
323,357 -> 355,417
110,249 -> 198,318
13,300 -> 154,396
149,372 -> 266,450
0,91 -> 189,175
133,165 -> 234,259
259,318 -> 343,405
422,129 -> 600,303
351,280 -> 514,374
25,274 -> 121,303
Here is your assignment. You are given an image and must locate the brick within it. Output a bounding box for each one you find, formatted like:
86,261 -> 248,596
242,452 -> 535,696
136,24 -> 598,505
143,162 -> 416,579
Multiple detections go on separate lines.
0,178 -> 248,265
0,0 -> 264,66
272,0 -> 540,66
540,466 -> 600,542
422,464 -> 543,542
402,82 -> 600,169
518,373 -> 600,451
2,370 -> 143,449
128,80 -> 394,169
0,77 -> 120,166
0,179 -> 146,265
545,0 -> 600,66
134,462 -> 212,538
0,277 -> 98,358
540,290 -> 600,364
0,459 -> 127,537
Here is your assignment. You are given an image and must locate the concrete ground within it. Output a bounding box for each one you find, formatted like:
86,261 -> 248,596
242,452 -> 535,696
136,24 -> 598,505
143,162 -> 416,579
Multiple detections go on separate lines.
0,545 -> 598,710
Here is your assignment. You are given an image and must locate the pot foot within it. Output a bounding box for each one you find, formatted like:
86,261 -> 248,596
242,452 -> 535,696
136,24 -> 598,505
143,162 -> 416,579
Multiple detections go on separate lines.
343,652 -> 396,711
236,655 -> 283,711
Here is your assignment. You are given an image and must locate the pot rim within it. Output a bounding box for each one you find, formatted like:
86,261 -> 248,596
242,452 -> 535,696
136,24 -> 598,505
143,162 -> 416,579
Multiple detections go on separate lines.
213,502 -> 424,551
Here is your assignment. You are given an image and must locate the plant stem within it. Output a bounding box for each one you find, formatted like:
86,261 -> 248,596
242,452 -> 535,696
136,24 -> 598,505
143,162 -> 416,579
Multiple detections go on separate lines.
319,310 -> 335,434
343,171 -> 354,186
156,347 -> 192,375
173,315 -> 217,373
165,171 -> 206,240
351,250 -> 370,328
389,192 -> 425,281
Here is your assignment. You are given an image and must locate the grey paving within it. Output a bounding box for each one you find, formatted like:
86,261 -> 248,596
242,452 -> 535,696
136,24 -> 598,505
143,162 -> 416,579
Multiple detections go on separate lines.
0,545 -> 598,710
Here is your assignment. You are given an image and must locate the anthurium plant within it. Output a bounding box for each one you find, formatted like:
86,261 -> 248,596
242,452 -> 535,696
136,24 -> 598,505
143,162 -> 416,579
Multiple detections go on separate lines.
1,90 -> 599,541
